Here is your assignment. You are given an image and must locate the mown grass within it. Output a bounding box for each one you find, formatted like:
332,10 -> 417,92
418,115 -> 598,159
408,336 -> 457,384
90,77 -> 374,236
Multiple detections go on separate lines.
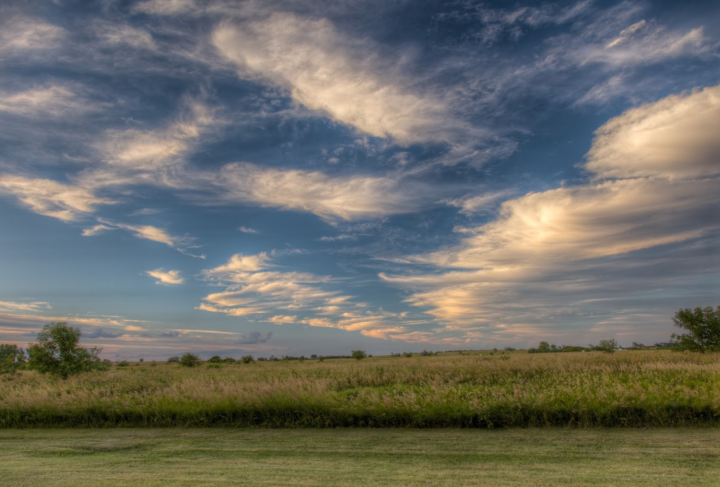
1,429 -> 719,486
1,351 -> 718,428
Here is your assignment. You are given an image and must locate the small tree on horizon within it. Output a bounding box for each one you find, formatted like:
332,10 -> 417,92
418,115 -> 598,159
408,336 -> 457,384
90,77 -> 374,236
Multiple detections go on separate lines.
671,306 -> 720,352
179,353 -> 201,367
0,344 -> 27,374
351,350 -> 367,360
26,322 -> 102,379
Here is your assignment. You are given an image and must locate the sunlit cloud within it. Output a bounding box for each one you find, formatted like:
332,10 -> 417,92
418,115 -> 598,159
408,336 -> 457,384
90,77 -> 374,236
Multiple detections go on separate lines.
146,268 -> 184,285
383,84 -> 720,338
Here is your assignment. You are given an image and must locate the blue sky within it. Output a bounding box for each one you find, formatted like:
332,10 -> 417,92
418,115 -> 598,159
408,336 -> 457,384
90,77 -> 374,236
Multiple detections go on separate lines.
0,0 -> 718,360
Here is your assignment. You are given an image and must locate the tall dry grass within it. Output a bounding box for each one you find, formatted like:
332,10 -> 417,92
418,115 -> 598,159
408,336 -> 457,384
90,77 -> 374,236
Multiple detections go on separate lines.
1,351 -> 718,427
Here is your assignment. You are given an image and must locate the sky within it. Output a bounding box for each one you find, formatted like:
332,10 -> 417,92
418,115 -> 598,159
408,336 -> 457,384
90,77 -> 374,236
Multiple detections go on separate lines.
0,0 -> 718,360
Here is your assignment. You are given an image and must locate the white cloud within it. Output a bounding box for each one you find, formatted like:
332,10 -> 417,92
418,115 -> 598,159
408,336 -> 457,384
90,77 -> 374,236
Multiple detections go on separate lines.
586,84 -> 720,180
0,175 -> 115,222
133,0 -> 197,15
102,220 -> 205,258
81,224 -> 115,237
580,24 -> 709,68
445,190 -> 512,215
0,301 -> 51,313
146,268 -> 184,285
267,315 -> 296,324
238,226 -> 259,234
213,14 -> 454,145
217,162 -> 431,221
97,23 -> 156,50
0,85 -> 92,118
0,17 -> 64,56
383,84 -> 720,336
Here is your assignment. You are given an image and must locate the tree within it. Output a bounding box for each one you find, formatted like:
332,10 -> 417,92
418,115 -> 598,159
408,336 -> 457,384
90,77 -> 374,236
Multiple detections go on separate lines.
593,339 -> 618,353
351,350 -> 367,360
0,344 -> 26,374
167,356 -> 180,363
240,355 -> 255,364
671,306 -> 720,352
26,322 -> 102,379
208,355 -> 223,363
179,353 -> 201,367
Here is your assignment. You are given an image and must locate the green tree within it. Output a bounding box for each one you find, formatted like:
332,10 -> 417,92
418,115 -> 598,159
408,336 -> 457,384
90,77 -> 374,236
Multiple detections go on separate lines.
240,355 -> 255,364
0,344 -> 27,374
179,353 -> 201,367
351,350 -> 367,360
167,356 -> 180,363
26,322 -> 102,379
671,306 -> 720,352
208,355 -> 223,363
594,339 -> 618,353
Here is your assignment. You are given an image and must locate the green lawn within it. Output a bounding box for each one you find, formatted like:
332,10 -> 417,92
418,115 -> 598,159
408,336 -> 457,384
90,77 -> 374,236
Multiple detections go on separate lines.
1,429 -> 718,486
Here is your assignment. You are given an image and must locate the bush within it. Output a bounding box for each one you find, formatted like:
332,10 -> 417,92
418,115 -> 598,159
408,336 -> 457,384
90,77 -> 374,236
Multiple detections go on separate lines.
208,355 -> 223,363
223,357 -> 236,363
116,361 -> 130,367
179,353 -> 201,367
671,306 -> 720,352
351,350 -> 367,360
403,352 -> 413,358
241,355 -> 255,364
167,356 -> 180,363
26,322 -> 103,379
0,344 -> 26,374
504,347 -> 516,352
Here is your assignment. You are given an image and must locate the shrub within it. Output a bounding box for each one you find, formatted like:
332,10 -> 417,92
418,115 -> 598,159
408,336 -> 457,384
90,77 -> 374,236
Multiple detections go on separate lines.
403,352 -> 413,358
179,353 -> 201,367
351,350 -> 367,360
504,347 -> 516,352
167,356 -> 180,363
208,355 -> 223,363
671,306 -> 720,352
26,322 -> 103,379
0,344 -> 27,374
223,357 -> 236,363
116,361 -> 130,367
241,355 -> 255,364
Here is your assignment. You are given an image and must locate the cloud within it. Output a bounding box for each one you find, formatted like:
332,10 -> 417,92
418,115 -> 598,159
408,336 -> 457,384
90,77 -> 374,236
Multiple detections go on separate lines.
267,315 -> 296,324
0,175 -> 115,222
237,331 -> 272,344
213,13 -> 456,145
81,224 -> 115,237
445,190 -> 512,215
0,17 -> 64,57
579,24 -> 709,68
84,328 -> 123,339
216,163 -> 433,221
0,85 -> 93,118
100,220 -> 205,258
133,0 -> 197,15
383,84 -> 720,337
586,85 -> 720,179
0,301 -> 51,313
146,268 -> 184,285
238,226 -> 258,234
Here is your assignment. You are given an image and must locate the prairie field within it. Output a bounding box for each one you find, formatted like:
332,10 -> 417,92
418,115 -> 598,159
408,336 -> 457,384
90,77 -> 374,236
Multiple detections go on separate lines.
1,351 -> 719,428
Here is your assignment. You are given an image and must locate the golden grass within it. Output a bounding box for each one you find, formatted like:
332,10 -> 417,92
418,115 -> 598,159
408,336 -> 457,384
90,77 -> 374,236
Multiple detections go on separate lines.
1,351 -> 718,427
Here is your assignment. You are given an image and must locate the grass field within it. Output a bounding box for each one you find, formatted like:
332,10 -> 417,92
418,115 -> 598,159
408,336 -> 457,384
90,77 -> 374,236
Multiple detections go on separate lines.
1,428 -> 719,486
1,350 -> 718,428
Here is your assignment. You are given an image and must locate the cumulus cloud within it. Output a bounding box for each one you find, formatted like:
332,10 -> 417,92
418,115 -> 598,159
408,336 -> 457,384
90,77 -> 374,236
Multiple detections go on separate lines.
213,13 -> 456,145
383,84 -> 720,338
146,268 -> 184,285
